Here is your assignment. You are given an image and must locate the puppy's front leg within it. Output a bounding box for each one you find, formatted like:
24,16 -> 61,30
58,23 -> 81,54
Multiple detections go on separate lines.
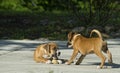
35,57 -> 47,63
66,50 -> 78,65
75,55 -> 86,65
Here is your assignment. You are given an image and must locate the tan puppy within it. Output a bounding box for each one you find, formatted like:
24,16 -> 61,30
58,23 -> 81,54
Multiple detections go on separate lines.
34,42 -> 60,64
66,29 -> 111,68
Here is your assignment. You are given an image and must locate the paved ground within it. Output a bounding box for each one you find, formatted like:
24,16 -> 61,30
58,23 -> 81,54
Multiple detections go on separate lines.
0,39 -> 120,73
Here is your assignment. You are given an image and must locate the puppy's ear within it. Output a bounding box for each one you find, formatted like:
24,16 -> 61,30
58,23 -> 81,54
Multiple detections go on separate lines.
69,32 -> 76,41
44,44 -> 51,53
69,32 -> 74,36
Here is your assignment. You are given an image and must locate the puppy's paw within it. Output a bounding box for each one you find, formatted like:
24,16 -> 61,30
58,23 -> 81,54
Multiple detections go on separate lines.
65,62 -> 71,65
46,60 -> 52,64
97,66 -> 108,69
97,66 -> 103,69
97,66 -> 101,69
108,60 -> 113,64
57,60 -> 62,64
65,62 -> 68,65
75,62 -> 80,65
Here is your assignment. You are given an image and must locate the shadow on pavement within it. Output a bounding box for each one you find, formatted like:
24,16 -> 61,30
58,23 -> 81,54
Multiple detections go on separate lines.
0,40 -> 69,51
90,62 -> 120,68
0,40 -> 43,51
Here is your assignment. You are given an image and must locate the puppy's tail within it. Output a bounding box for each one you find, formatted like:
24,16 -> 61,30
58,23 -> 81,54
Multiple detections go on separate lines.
90,29 -> 102,39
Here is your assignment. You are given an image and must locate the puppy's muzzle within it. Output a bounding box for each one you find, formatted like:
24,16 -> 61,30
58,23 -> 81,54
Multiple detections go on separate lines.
51,51 -> 61,60
67,42 -> 72,48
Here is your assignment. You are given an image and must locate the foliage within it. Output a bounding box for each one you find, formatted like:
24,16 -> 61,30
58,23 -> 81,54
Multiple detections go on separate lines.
67,0 -> 119,26
0,0 -> 119,40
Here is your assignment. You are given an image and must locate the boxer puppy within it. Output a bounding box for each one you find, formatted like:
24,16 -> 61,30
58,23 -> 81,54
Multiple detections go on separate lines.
34,42 -> 60,64
66,29 -> 109,68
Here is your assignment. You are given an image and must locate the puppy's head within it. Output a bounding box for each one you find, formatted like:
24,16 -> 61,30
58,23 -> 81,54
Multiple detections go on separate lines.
67,32 -> 77,48
44,42 -> 61,60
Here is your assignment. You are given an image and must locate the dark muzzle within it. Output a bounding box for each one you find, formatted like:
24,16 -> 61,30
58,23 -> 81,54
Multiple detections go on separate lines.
51,51 -> 61,60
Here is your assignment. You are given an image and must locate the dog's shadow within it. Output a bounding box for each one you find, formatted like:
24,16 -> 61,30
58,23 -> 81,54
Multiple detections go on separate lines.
89,62 -> 120,68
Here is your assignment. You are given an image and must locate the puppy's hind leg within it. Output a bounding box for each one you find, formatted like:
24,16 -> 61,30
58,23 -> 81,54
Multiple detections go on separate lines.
106,50 -> 113,64
102,49 -> 113,64
75,55 -> 86,65
102,43 -> 113,64
95,51 -> 106,69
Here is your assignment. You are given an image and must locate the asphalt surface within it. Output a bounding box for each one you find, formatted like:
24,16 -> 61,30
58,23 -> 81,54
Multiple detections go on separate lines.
0,39 -> 120,73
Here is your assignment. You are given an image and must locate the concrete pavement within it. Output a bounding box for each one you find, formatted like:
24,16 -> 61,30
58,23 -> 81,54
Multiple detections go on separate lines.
0,39 -> 120,73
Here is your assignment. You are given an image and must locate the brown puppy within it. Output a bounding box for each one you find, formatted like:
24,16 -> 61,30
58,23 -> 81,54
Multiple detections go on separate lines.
66,29 -> 109,68
34,42 -> 60,64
